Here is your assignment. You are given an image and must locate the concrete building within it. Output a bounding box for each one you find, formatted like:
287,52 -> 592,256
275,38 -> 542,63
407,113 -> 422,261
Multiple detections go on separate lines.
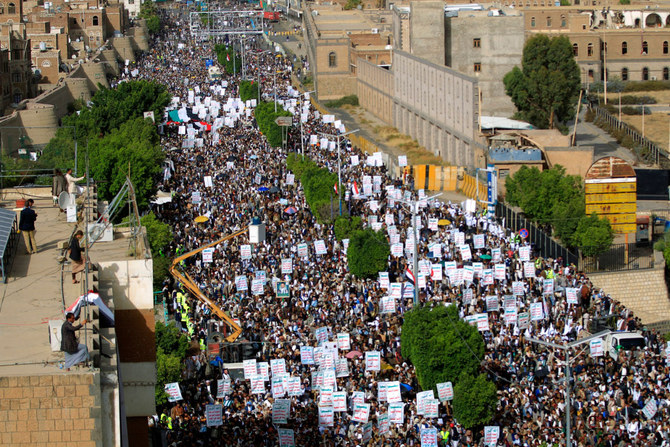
359,50 -> 484,167
523,6 -> 670,84
445,10 -> 524,117
302,4 -> 392,100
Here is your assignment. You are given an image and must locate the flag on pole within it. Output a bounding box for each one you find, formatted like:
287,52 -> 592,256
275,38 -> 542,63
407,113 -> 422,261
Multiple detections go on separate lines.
334,183 -> 338,194
226,54 -> 231,62
405,266 -> 416,284
352,182 -> 359,196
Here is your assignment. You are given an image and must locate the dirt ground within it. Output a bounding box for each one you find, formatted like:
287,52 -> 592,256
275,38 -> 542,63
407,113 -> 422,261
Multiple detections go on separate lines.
603,91 -> 670,151
339,104 -> 452,167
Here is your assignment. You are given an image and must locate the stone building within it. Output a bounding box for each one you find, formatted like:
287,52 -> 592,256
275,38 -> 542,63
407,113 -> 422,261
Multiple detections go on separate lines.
302,4 -> 392,100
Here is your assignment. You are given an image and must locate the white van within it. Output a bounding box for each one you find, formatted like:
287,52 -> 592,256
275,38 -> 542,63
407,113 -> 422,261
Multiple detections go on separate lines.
605,331 -> 646,360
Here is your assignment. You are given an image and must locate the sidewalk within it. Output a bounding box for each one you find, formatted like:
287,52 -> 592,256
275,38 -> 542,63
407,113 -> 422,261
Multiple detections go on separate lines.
572,108 -> 641,165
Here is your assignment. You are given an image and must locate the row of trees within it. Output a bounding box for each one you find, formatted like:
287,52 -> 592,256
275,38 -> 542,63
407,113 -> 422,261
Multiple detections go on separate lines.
286,153 -> 337,223
505,165 -> 614,256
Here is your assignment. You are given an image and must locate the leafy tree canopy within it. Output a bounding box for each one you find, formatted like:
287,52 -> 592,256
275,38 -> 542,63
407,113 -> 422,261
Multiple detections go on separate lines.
401,305 -> 486,393
503,34 -> 580,128
573,213 -> 614,257
453,372 -> 498,429
347,228 -> 390,279
139,0 -> 161,34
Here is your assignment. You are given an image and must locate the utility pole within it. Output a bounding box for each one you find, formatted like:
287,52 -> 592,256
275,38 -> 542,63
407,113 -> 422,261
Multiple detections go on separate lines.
528,330 -> 612,447
300,90 -> 315,159
319,129 -> 359,216
397,193 -> 440,307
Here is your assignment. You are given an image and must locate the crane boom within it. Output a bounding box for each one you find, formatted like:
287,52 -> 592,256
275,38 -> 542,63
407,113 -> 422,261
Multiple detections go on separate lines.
169,227 -> 248,342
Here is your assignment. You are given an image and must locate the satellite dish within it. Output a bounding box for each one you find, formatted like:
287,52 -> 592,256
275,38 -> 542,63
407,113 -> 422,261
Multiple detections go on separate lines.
58,191 -> 73,210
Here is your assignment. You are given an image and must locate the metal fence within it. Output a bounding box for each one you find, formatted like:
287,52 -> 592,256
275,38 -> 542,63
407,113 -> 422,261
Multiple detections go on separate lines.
593,106 -> 669,166
495,202 -> 579,266
581,242 -> 654,273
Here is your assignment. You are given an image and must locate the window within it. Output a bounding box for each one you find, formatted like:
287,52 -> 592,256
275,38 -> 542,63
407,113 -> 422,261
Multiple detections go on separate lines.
499,169 -> 510,179
13,92 -> 21,103
572,43 -> 578,56
546,16 -> 551,27
621,41 -> 627,55
664,41 -> 668,55
587,43 -> 593,56
92,15 -> 98,26
561,15 -> 566,27
621,67 -> 628,81
7,2 -> 14,14
642,40 -> 648,54
473,62 -> 481,72
643,67 -> 649,80
0,4 -> 5,14
531,17 -> 535,27
11,72 -> 20,82
664,67 -> 669,81
328,52 -> 336,67
473,38 -> 481,48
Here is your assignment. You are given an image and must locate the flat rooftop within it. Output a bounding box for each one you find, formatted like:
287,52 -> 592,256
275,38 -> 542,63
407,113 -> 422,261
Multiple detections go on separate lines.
0,190 -> 132,376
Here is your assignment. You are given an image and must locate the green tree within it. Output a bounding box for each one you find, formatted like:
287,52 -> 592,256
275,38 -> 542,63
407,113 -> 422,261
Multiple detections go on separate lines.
453,372 -> 498,429
334,216 -> 363,240
347,228 -> 390,278
505,165 -> 585,246
239,80 -> 260,102
401,305 -> 484,392
139,0 -> 161,34
155,321 -> 188,406
214,44 -> 241,74
88,117 -> 164,208
255,101 -> 292,147
141,212 -> 174,255
503,34 -> 580,128
654,232 -> 670,269
572,213 -> 614,257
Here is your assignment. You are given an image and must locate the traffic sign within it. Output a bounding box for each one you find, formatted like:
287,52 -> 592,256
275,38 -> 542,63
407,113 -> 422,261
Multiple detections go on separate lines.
519,228 -> 528,239
274,116 -> 292,127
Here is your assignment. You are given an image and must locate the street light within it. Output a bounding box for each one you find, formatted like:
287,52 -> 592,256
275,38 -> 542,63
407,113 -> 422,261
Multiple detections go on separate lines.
300,90 -> 315,159
396,193 -> 441,308
318,128 -> 359,216
528,330 -> 612,447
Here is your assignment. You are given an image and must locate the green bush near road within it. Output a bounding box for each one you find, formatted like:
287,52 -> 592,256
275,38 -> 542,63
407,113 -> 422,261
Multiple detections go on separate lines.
324,95 -> 359,108
255,101 -> 292,148
285,154 -> 338,223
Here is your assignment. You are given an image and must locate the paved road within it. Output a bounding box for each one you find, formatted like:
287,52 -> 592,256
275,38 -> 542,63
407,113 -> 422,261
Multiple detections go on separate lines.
572,108 -> 643,165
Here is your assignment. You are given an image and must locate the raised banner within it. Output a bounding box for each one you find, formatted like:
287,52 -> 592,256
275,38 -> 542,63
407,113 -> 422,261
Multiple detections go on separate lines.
205,404 -> 223,427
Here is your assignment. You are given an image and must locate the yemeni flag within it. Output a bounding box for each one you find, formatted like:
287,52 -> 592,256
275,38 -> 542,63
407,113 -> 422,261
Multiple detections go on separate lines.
334,183 -> 338,194
226,54 -> 231,62
352,181 -> 359,196
405,266 -> 416,284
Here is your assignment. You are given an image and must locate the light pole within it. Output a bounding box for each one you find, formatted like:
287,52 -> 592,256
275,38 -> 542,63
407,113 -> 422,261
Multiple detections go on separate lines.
528,330 -> 612,447
397,193 -> 440,308
319,128 -> 359,216
300,90 -> 315,159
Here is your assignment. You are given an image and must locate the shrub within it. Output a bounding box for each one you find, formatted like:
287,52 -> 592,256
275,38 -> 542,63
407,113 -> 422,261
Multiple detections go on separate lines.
619,95 -> 656,105
255,101 -> 292,147
623,80 -> 670,92
324,95 -> 360,108
453,372 -> 498,430
347,228 -> 390,278
239,80 -> 260,102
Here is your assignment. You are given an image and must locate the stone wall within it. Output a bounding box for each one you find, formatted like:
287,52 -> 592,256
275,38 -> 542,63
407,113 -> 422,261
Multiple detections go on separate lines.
0,373 -> 102,447
589,260 -> 670,333
357,59 -> 393,125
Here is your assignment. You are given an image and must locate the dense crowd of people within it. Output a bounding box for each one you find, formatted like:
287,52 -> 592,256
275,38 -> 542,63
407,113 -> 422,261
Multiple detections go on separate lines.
132,6 -> 670,447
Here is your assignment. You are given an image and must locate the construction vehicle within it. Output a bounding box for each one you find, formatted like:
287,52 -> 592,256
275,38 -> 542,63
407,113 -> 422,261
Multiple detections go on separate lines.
170,226 -> 248,343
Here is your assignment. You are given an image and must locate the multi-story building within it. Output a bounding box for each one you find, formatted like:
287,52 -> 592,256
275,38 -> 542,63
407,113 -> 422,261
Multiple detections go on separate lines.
524,6 -> 670,83
302,3 -> 392,100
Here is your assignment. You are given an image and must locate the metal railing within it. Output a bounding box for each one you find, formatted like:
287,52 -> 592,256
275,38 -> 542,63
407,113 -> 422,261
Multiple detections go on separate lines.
592,106 -> 669,166
495,202 -> 579,267
581,242 -> 654,273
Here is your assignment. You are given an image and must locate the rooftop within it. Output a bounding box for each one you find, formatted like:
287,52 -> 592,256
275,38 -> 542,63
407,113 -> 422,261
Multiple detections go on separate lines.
0,188 -> 131,376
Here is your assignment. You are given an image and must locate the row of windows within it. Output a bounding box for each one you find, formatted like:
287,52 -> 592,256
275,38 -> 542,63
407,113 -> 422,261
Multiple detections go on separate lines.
530,16 -> 568,28
0,3 -> 17,14
585,67 -> 670,81
573,41 -> 669,57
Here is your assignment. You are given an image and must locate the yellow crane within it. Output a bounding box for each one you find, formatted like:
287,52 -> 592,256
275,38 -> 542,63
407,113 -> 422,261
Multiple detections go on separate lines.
169,226 -> 248,342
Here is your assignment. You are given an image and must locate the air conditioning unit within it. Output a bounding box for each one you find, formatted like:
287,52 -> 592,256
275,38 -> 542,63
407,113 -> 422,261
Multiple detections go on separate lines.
371,28 -> 379,33
651,76 -> 657,80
